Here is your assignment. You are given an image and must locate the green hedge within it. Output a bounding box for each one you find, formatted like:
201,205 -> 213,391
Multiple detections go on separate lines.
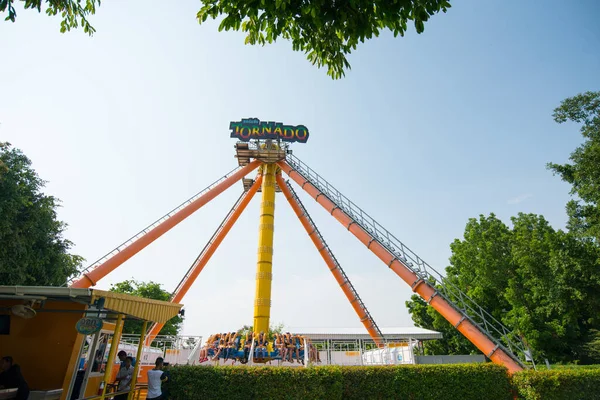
513,368 -> 600,400
341,364 -> 512,400
166,364 -> 512,400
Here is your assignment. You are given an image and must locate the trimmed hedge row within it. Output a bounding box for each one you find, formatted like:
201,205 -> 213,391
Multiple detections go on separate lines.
513,368 -> 600,400
166,364 -> 513,400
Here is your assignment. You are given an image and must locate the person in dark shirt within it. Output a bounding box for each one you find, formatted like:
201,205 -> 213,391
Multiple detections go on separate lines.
161,362 -> 171,400
117,351 -> 136,368
0,356 -> 30,400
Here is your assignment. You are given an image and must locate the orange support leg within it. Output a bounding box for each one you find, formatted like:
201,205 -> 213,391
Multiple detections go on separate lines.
145,174 -> 263,343
278,160 -> 523,373
277,174 -> 384,347
71,160 -> 261,288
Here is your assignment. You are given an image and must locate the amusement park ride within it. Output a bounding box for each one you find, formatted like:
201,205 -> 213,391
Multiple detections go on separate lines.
66,118 -> 531,373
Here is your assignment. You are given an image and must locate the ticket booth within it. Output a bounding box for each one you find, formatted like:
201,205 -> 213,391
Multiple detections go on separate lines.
0,286 -> 183,400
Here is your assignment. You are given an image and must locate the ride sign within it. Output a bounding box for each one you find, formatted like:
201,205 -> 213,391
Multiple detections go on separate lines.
230,118 -> 309,143
75,317 -> 103,335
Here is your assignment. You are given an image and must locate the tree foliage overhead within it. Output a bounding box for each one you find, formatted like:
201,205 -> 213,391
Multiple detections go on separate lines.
110,279 -> 184,336
197,0 -> 451,78
0,142 -> 83,286
1,0 -> 99,34
548,91 -> 600,242
2,0 -> 451,79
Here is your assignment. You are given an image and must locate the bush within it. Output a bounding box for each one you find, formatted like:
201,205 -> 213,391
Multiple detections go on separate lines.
342,364 -> 512,400
513,368 -> 600,400
167,364 -> 512,400
550,364 -> 600,370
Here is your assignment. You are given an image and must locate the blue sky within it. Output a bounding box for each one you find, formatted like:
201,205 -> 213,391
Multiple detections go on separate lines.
1,0 -> 599,340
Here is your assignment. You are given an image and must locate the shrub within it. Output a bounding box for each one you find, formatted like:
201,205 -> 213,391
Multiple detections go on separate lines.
342,364 -> 512,400
513,368 -> 600,400
167,364 -> 512,400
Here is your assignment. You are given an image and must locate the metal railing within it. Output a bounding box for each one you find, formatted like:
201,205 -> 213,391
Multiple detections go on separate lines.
78,385 -> 146,400
285,181 -> 385,344
285,153 -> 529,367
65,165 -> 247,286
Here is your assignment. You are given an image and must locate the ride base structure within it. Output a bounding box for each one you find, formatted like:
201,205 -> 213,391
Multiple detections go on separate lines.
67,119 -> 531,373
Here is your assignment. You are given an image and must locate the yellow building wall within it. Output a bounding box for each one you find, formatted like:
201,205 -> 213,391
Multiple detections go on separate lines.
82,375 -> 103,398
0,299 -> 86,390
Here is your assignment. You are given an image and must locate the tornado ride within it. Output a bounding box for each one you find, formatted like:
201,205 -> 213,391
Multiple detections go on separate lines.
67,118 -> 530,373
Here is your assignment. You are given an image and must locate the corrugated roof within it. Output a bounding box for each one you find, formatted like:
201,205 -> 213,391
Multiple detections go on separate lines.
0,286 -> 182,324
90,289 -> 181,324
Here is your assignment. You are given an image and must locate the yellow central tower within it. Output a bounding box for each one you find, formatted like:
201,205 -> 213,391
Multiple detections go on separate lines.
253,162 -> 278,332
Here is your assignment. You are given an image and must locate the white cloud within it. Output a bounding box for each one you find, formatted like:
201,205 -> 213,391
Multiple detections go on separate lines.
507,193 -> 533,205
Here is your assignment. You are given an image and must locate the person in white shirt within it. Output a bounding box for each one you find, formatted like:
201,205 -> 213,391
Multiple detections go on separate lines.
146,357 -> 168,400
114,356 -> 134,400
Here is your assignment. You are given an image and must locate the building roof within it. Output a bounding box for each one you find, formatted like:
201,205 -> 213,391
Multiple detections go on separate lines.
0,286 -> 182,324
287,326 -> 443,341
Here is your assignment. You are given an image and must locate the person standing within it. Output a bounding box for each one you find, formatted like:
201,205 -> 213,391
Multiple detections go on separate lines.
147,357 -> 168,400
160,362 -> 171,400
0,356 -> 30,400
114,356 -> 134,400
117,351 -> 136,368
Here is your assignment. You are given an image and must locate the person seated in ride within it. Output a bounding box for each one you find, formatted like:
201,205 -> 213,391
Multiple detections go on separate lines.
220,332 -> 230,358
233,331 -> 242,350
243,332 -> 253,362
220,333 -> 229,354
199,334 -> 215,362
264,332 -> 270,358
232,331 -> 242,362
254,331 -> 268,360
262,332 -> 270,359
274,333 -> 286,361
211,337 -> 226,361
295,334 -> 305,364
285,332 -> 297,363
212,333 -> 221,352
281,333 -> 290,362
204,333 -> 221,361
224,332 -> 238,362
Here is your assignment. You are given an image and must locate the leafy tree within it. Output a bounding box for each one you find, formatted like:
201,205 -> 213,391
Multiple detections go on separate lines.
406,214 -> 512,356
0,142 -> 83,286
548,91 -> 600,242
109,279 -> 184,336
582,329 -> 600,363
407,212 -> 600,363
1,0 -> 99,34
2,0 -> 452,79
445,214 -> 514,321
505,214 -> 600,363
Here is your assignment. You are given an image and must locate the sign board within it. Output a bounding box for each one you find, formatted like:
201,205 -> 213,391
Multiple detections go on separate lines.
230,118 -> 309,143
76,316 -> 103,335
